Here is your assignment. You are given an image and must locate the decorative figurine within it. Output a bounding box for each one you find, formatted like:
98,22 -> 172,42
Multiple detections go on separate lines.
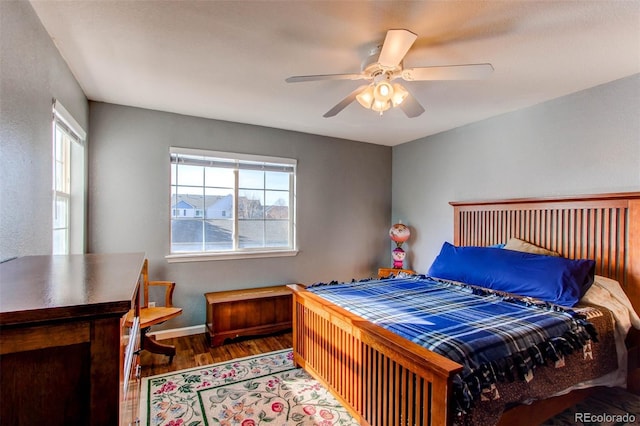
389,222 -> 410,269
392,247 -> 406,269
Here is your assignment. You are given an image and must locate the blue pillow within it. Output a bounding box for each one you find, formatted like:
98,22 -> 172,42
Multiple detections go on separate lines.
427,242 -> 595,307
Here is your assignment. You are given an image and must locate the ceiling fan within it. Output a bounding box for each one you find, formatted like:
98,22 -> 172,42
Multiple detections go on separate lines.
285,29 -> 494,118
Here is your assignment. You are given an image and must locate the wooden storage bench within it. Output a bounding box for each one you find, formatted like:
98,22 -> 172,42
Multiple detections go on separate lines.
205,285 -> 293,347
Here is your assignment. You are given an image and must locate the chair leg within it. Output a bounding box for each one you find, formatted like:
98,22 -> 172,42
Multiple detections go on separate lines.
141,327 -> 176,362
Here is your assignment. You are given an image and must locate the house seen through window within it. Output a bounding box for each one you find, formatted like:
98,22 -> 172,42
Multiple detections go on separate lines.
170,148 -> 296,257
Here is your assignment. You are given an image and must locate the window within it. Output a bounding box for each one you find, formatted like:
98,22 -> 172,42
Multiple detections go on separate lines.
52,101 -> 86,255
168,147 -> 297,261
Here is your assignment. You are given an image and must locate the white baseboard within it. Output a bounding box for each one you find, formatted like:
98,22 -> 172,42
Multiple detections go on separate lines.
148,324 -> 206,340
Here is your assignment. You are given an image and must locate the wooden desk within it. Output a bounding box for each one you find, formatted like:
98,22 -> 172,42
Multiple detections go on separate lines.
0,253 -> 144,426
205,285 -> 292,347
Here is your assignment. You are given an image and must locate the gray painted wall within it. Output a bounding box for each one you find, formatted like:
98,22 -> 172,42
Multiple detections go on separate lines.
0,0 -> 88,260
88,102 -> 392,329
4,0 -> 638,333
392,74 -> 640,273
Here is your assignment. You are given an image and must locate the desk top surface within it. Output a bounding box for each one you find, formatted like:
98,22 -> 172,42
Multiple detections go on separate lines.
0,253 -> 145,326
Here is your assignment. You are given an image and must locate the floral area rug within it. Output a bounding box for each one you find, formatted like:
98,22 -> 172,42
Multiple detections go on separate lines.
140,349 -> 359,426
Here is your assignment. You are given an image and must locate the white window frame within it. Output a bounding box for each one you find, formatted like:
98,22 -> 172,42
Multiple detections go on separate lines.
52,100 -> 86,255
166,147 -> 298,263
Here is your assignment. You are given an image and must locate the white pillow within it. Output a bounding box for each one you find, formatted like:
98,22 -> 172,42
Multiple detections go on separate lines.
503,238 -> 560,257
582,275 -> 640,330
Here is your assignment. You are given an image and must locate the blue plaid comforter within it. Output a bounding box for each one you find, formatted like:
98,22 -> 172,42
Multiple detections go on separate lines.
307,275 -> 595,412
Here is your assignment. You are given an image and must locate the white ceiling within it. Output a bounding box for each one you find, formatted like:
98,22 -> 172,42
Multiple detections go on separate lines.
29,1 -> 640,146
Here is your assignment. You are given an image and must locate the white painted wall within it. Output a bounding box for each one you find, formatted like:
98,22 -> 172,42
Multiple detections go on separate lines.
392,74 -> 640,273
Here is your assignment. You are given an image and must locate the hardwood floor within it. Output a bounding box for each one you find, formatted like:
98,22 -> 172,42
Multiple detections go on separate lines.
139,331 -> 292,377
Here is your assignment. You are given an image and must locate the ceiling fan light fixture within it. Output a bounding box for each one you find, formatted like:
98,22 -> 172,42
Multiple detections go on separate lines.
356,85 -> 375,108
373,81 -> 394,102
371,99 -> 391,113
391,83 -> 408,107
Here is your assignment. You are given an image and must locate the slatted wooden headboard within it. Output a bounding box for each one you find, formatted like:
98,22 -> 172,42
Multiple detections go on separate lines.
450,192 -> 640,314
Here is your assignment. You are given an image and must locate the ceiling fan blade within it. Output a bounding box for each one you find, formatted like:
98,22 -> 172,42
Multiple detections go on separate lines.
378,29 -> 418,68
323,85 -> 369,118
399,92 -> 425,118
286,73 -> 366,83
402,63 -> 494,81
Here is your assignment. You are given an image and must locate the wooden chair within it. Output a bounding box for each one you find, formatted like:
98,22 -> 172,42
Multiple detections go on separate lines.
127,259 -> 182,362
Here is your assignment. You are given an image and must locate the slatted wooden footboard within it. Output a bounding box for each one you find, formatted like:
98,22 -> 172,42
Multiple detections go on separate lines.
288,284 -> 463,426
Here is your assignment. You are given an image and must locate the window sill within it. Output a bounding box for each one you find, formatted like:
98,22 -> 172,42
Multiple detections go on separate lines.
165,249 -> 298,263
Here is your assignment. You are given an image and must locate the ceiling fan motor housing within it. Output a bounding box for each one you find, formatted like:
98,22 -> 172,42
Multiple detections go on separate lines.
361,45 -> 403,81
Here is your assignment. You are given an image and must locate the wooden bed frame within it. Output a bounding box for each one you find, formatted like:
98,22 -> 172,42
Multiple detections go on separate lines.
289,192 -> 640,425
